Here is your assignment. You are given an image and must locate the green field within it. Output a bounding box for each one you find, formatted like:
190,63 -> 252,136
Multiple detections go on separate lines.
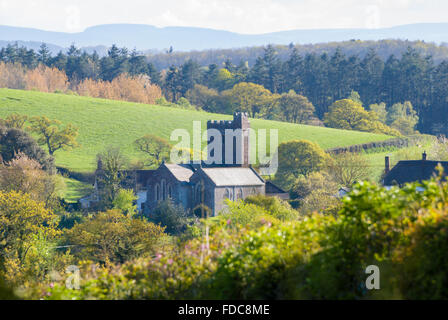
0,88 -> 392,172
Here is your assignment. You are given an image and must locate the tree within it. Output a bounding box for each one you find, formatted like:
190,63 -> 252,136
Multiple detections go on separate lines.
113,188 -> 138,216
186,84 -> 220,111
324,99 -> 400,135
275,140 -> 331,190
96,147 -> 128,208
327,152 -> 371,187
28,116 -> 79,156
37,43 -> 51,65
369,103 -> 387,124
224,82 -> 272,117
65,209 -> 168,265
0,191 -> 60,280
134,134 -> 172,167
0,153 -> 64,206
292,171 -> 340,214
149,200 -> 190,235
0,113 -> 28,129
277,90 -> 315,124
249,45 -> 283,93
347,90 -> 362,104
0,126 -> 54,170
324,99 -> 371,130
386,101 -> 419,135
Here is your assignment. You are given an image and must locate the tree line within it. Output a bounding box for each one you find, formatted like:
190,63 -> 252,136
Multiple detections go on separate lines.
1,41 -> 447,135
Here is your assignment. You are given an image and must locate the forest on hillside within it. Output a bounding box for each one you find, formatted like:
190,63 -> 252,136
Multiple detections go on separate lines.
0,40 -> 447,135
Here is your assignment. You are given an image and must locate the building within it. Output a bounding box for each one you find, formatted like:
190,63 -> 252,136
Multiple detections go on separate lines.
383,152 -> 448,187
143,112 -> 288,216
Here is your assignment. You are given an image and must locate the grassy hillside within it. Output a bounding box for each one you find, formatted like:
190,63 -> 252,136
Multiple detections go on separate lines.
0,88 -> 392,172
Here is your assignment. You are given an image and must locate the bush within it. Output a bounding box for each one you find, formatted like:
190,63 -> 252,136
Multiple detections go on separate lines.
148,200 -> 190,235
65,210 -> 170,265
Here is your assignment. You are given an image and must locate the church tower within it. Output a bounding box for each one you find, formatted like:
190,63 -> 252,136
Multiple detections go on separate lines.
206,112 -> 250,166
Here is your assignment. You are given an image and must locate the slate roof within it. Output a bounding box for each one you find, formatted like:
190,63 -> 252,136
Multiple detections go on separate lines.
265,181 -> 287,194
164,163 -> 195,182
200,167 -> 264,187
383,160 -> 448,186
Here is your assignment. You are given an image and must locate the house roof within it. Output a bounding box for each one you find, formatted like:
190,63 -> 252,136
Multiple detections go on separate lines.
265,181 -> 287,194
200,167 -> 265,187
164,163 -> 195,182
383,160 -> 448,186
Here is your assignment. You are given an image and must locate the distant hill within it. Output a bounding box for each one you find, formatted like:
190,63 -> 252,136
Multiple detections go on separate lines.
0,89 -> 391,172
1,23 -> 448,52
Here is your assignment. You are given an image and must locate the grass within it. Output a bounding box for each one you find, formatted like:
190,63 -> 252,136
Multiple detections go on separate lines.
0,88 -> 393,172
62,177 -> 93,203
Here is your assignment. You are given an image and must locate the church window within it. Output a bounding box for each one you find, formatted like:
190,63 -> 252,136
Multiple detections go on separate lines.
167,185 -> 173,199
225,188 -> 233,200
155,184 -> 160,201
161,179 -> 166,200
237,188 -> 243,200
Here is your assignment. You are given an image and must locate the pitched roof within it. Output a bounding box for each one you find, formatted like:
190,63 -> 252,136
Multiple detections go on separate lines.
383,160 -> 448,186
200,167 -> 264,187
265,181 -> 287,194
164,163 -> 195,182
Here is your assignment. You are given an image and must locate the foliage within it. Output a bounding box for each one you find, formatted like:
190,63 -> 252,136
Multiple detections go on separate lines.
64,209 -> 170,265
28,116 -> 79,156
291,171 -> 340,214
327,151 -> 371,187
324,99 -> 400,136
0,153 -> 65,207
275,139 -> 331,189
0,112 -> 28,129
395,205 -> 448,299
243,194 -> 299,221
387,102 -> 419,135
96,147 -> 128,209
112,189 -> 138,216
76,73 -> 162,104
222,82 -> 272,117
0,190 -> 62,285
369,103 -> 387,124
148,200 -> 191,235
274,90 -> 315,124
0,125 -> 54,170
134,134 -> 171,167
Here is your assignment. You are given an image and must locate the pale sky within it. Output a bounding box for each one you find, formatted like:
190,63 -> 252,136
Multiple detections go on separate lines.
0,0 -> 445,34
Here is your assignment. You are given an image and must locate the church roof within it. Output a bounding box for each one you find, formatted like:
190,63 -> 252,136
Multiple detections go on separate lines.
164,163 -> 195,182
200,167 -> 264,187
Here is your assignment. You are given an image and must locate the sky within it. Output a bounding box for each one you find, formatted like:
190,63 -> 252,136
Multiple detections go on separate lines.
0,0 -> 445,34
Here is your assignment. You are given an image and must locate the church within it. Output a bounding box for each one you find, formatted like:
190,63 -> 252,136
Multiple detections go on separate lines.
143,112 -> 287,216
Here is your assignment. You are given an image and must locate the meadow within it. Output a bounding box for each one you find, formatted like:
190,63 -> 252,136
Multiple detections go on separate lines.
0,88 -> 392,172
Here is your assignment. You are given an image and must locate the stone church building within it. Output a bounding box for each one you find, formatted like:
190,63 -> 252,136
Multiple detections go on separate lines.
143,112 -> 287,216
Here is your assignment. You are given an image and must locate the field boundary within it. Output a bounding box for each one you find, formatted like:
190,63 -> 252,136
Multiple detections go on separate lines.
326,135 -> 432,155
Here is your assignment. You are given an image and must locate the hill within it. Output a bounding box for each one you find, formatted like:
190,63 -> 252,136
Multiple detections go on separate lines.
1,23 -> 448,52
0,88 -> 392,172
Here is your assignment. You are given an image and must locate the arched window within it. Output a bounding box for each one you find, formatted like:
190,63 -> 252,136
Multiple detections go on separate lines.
155,184 -> 160,201
237,188 -> 243,200
167,185 -> 173,199
161,179 -> 166,200
225,188 -> 233,200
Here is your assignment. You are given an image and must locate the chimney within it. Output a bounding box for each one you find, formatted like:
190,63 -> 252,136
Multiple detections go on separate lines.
422,151 -> 427,161
385,156 -> 390,174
